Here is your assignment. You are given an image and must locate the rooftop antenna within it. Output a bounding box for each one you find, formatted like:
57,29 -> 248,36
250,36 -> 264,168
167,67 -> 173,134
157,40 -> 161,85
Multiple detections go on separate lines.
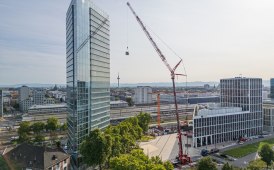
117,73 -> 120,88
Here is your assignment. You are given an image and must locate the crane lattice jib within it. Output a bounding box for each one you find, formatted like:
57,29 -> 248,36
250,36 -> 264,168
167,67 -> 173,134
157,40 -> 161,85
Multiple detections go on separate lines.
126,2 -> 174,74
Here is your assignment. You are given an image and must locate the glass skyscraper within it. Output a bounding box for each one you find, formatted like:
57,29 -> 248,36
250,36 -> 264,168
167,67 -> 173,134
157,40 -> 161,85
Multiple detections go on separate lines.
271,78 -> 274,99
66,0 -> 110,153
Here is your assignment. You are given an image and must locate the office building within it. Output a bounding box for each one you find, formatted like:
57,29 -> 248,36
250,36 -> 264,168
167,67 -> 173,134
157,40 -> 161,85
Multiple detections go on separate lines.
193,77 -> 263,147
271,78 -> 274,99
66,0 -> 110,153
0,90 -> 3,117
263,100 -> 274,132
133,86 -> 153,104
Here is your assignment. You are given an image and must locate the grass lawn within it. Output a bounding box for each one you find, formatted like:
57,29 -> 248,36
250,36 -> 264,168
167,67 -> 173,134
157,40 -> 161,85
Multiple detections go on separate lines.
223,138 -> 274,158
0,156 -> 9,170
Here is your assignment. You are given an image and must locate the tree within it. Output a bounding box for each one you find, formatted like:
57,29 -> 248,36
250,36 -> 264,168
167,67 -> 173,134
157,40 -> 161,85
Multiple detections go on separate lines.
137,112 -> 151,133
31,122 -> 45,134
197,157 -> 217,170
163,161 -> 174,170
34,135 -> 45,143
110,149 -> 173,170
56,141 -> 61,148
46,117 -> 59,131
247,159 -> 266,170
222,162 -> 234,170
18,121 -> 31,142
126,97 -> 133,106
259,143 -> 274,168
80,129 -> 110,170
60,123 -> 68,131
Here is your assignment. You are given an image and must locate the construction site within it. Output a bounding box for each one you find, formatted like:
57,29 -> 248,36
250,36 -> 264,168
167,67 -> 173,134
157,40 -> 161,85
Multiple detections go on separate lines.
125,2 -> 193,167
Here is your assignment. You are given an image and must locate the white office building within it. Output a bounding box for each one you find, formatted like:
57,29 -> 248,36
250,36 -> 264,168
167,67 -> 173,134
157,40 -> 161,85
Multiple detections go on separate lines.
263,100 -> 274,133
193,77 -> 263,147
133,86 -> 153,105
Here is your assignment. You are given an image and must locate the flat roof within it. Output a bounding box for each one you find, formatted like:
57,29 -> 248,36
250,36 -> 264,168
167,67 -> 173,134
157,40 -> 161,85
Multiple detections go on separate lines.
28,104 -> 67,109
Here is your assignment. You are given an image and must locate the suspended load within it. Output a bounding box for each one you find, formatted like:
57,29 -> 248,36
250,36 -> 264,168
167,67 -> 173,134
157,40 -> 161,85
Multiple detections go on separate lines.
125,46 -> 129,55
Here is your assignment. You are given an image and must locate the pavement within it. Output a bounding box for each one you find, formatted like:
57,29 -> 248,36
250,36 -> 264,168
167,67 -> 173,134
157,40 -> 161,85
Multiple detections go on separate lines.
140,133 -> 178,161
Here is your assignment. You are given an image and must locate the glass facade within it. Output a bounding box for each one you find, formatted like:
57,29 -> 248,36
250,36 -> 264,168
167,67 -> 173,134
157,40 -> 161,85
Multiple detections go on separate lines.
263,102 -> 274,132
271,78 -> 274,99
66,0 -> 110,152
193,78 -> 263,147
0,90 -> 3,117
220,78 -> 263,130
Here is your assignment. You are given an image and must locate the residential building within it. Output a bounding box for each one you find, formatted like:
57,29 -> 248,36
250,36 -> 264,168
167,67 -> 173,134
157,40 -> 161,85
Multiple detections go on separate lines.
66,0 -> 110,154
19,87 -> 56,112
271,78 -> 274,99
133,86 -> 153,104
33,90 -> 45,105
19,86 -> 30,102
19,86 -> 32,112
20,99 -> 34,113
263,100 -> 274,133
193,77 -> 263,147
3,143 -> 70,170
0,89 -> 3,117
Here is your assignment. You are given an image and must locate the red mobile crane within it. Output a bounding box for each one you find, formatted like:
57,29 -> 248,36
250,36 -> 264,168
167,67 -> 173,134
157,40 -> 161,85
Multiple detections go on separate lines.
127,2 -> 191,165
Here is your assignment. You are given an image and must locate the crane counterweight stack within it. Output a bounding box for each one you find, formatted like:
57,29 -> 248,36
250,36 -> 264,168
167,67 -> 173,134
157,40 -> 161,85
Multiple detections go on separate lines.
126,2 -> 191,165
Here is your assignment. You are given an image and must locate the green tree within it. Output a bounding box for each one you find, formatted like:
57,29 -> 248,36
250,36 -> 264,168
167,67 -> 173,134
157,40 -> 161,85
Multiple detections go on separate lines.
18,121 -> 31,142
13,103 -> 19,110
137,112 -> 151,133
46,117 -> 59,131
222,162 -> 234,170
31,122 -> 45,134
34,135 -> 45,143
259,143 -> 274,168
110,149 -> 172,170
163,161 -> 174,170
197,157 -> 217,170
60,122 -> 68,131
56,141 -> 61,148
80,129 -> 110,170
247,159 -> 266,170
126,97 -> 133,106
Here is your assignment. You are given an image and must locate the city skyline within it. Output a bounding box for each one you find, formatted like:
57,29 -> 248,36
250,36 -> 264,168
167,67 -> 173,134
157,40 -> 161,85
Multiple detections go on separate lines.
1,0 -> 274,85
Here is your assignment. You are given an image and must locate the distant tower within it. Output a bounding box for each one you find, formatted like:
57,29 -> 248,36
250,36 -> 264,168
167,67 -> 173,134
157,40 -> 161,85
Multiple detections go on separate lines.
117,73 -> 120,88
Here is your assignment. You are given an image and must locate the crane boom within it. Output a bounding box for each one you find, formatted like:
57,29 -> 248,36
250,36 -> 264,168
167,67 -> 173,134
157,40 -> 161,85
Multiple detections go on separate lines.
126,2 -> 174,74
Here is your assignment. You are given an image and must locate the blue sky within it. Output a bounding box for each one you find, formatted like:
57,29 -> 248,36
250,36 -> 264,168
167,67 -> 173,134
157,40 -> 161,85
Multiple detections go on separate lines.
1,0 -> 274,85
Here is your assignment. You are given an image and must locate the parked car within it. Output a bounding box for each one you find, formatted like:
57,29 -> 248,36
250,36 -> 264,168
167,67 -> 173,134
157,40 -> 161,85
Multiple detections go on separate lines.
201,149 -> 209,156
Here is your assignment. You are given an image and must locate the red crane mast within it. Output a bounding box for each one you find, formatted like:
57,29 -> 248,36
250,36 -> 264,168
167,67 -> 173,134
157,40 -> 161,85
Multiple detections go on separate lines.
127,2 -> 190,165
